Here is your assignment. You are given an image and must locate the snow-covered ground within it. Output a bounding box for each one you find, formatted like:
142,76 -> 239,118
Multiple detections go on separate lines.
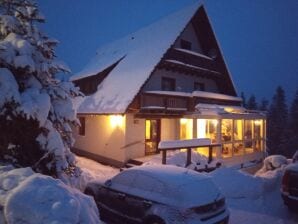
77,155 -> 298,224
1,155 -> 297,223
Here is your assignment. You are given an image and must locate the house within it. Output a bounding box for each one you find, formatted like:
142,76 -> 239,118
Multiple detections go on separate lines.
71,2 -> 266,167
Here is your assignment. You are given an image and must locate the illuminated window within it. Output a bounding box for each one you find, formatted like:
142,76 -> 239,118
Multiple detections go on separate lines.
233,120 -> 244,156
197,119 -> 218,143
78,117 -> 85,136
180,119 -> 193,139
145,120 -> 151,140
222,119 -> 232,142
254,120 -> 264,151
244,120 -> 253,153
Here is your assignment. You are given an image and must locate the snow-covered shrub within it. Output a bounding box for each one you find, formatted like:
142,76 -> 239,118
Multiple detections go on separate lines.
0,0 -> 81,178
0,166 -> 100,224
255,155 -> 288,176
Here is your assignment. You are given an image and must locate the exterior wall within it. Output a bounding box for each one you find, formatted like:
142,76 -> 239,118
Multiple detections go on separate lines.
73,115 -> 126,166
161,118 -> 179,141
173,23 -> 203,53
124,114 -> 146,160
142,68 -> 219,93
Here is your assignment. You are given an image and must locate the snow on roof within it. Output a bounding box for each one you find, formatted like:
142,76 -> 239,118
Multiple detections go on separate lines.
72,1 -> 203,114
193,90 -> 242,101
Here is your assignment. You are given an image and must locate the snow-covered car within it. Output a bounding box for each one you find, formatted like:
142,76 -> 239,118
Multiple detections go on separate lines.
281,159 -> 298,211
85,165 -> 229,224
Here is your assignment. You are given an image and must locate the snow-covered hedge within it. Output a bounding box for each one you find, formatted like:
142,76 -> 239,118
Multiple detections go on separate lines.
0,166 -> 100,224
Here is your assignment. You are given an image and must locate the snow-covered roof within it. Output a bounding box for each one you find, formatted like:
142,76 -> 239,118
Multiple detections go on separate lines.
72,1 -> 203,114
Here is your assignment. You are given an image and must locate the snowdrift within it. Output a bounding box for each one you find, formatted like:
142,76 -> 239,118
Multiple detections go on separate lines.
0,166 -> 100,224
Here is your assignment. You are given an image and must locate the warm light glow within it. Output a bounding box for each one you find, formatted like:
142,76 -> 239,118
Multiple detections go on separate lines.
224,107 -> 234,113
145,120 -> 151,139
212,119 -> 218,126
197,119 -> 207,138
180,118 -> 193,139
180,118 -> 188,125
254,120 -> 262,125
109,115 -> 124,128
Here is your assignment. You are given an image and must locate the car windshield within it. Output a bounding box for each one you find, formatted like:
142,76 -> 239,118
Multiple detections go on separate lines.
110,170 -> 137,192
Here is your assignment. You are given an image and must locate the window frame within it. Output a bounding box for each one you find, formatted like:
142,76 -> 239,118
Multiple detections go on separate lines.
161,77 -> 176,91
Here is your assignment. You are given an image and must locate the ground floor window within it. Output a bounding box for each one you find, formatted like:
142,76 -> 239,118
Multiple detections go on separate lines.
221,119 -> 265,158
180,118 -> 193,139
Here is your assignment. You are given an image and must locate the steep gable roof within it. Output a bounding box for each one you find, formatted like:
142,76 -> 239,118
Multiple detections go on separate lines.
72,1 -> 236,114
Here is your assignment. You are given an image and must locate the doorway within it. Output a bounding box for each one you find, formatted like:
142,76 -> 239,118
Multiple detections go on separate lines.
145,119 -> 161,155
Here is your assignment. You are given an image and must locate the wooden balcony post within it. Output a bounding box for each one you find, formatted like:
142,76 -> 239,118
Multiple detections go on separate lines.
186,148 -> 191,167
208,145 -> 213,163
162,150 -> 167,165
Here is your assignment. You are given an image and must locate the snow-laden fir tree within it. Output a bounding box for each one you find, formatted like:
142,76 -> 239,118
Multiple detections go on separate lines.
0,0 -> 81,178
268,86 -> 288,155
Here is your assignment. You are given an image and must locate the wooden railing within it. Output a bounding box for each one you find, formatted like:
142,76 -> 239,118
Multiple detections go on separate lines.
164,48 -> 220,72
141,94 -> 189,111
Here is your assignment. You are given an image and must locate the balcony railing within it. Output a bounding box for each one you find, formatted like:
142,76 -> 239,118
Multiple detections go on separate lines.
140,93 -> 189,112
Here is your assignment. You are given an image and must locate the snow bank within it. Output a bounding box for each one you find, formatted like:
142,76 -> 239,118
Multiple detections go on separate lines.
0,166 -> 100,224
76,156 -> 119,190
210,168 -> 263,199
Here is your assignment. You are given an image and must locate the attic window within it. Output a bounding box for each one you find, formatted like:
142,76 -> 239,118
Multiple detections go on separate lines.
194,82 -> 205,91
180,39 -> 192,50
162,77 -> 175,91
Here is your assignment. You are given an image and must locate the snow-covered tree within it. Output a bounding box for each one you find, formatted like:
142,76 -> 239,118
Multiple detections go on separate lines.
0,0 -> 81,178
268,86 -> 288,155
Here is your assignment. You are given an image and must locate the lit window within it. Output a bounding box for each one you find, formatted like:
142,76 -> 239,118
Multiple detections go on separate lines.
180,119 -> 193,140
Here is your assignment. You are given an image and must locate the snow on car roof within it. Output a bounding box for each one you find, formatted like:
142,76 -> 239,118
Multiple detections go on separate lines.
130,164 -> 208,185
71,1 -> 203,114
124,165 -> 221,207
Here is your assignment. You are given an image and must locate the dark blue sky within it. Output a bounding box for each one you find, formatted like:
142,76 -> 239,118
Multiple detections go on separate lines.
39,0 -> 298,103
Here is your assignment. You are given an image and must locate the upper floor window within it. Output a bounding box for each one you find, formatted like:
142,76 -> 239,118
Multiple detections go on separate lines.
79,117 -> 86,136
194,82 -> 205,91
180,39 -> 192,50
162,77 -> 175,91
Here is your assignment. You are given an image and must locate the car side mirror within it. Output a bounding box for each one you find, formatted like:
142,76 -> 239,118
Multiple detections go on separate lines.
105,179 -> 112,187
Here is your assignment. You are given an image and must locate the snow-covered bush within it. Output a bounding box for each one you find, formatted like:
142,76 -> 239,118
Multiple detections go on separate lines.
0,166 -> 100,224
255,155 -> 288,176
0,0 -> 81,178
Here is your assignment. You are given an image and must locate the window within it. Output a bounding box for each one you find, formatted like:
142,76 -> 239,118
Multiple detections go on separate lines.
161,77 -> 175,91
79,117 -> 85,136
180,118 -> 193,140
194,82 -> 205,91
180,39 -> 192,50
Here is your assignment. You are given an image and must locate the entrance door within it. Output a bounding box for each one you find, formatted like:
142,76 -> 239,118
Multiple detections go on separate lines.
145,119 -> 161,155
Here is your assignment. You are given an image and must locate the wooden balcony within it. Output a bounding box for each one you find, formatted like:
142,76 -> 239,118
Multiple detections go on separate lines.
163,48 -> 220,72
140,93 -> 190,113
